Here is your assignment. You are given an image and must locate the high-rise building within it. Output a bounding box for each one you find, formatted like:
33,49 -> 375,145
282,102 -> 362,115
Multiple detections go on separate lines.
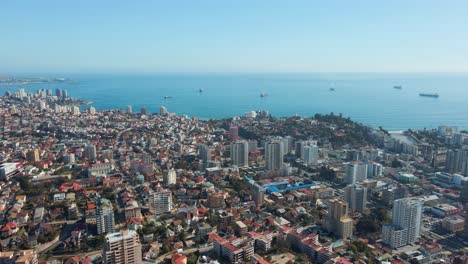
96,198 -> 115,235
249,179 -> 265,206
72,106 -> 80,115
230,140 -> 249,167
126,105 -> 132,114
88,106 -> 96,115
229,126 -> 239,142
302,145 -> 319,165
461,181 -> 468,204
284,136 -> 294,154
55,88 -> 62,98
86,144 -> 97,161
265,141 -> 284,171
295,140 -> 317,158
453,133 -> 464,146
198,144 -> 211,163
150,188 -> 172,215
27,149 -> 40,163
344,184 -> 367,212
326,199 -> 353,239
446,149 -> 462,173
345,162 -> 368,184
445,148 -> 468,174
160,106 -> 168,115
104,230 -> 142,264
280,137 -> 290,155
140,106 -> 147,115
62,89 -> 68,99
163,169 -> 177,185
367,162 -> 384,178
382,197 -> 423,248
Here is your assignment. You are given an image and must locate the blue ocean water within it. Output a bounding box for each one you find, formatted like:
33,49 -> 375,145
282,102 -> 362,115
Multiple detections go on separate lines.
2,73 -> 468,130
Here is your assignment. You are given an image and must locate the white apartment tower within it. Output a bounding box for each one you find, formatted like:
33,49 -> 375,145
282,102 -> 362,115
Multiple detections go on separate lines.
163,169 -> 177,185
302,145 -> 319,165
382,197 -> 423,248
345,162 -> 368,184
96,198 -> 115,235
150,188 -> 173,215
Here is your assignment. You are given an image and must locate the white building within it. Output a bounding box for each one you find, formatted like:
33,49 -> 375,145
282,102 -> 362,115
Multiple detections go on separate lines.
382,197 -> 423,248
160,106 -> 168,115
97,198 -> 115,235
302,145 -> 319,165
126,105 -> 132,114
150,188 -> 173,215
244,111 -> 257,118
345,162 -> 368,184
163,169 -> 177,185
89,106 -> 96,115
0,163 -> 19,181
72,106 -> 80,115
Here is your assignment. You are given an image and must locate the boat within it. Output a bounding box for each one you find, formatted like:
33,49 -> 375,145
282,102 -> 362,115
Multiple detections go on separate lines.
260,93 -> 268,98
164,96 -> 172,99
393,85 -> 402,89
199,88 -> 203,93
419,93 -> 439,98
329,88 -> 335,91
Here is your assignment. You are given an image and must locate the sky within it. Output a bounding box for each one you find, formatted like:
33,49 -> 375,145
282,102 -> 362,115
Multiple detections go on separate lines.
1,0 -> 468,74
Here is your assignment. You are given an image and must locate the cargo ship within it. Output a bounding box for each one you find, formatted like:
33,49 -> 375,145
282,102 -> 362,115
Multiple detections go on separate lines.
419,93 -> 439,98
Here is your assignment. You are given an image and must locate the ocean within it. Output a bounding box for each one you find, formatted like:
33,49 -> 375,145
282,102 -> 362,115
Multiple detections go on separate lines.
2,73 -> 468,131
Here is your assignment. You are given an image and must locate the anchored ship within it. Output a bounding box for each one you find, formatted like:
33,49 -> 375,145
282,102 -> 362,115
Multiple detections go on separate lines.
419,93 -> 439,98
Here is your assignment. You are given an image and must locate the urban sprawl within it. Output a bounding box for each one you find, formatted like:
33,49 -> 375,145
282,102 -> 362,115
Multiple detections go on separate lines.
0,88 -> 467,264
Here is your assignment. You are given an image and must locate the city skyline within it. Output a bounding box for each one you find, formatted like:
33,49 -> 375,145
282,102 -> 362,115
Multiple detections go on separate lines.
1,1 -> 468,74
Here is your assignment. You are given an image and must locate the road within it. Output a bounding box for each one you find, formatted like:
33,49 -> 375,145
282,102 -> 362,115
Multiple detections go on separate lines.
153,245 -> 213,263
36,236 -> 60,254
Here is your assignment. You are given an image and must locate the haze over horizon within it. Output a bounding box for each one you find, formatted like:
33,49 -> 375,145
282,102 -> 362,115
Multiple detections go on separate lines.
2,0 -> 468,74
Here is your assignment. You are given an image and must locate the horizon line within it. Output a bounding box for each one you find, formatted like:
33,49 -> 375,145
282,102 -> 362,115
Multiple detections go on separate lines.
2,70 -> 468,77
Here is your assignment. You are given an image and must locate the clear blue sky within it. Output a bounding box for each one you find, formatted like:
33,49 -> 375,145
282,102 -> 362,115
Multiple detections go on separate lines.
1,0 -> 467,74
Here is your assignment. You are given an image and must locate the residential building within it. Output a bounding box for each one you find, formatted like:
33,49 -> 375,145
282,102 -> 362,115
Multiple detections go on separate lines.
104,230 -> 142,264
302,145 -> 319,165
86,144 -> 97,161
231,140 -> 249,167
344,184 -> 367,212
326,199 -> 353,239
149,188 -> 172,215
345,162 -> 368,184
163,169 -> 177,185
265,140 -> 284,171
382,197 -> 423,248
96,198 -> 115,235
